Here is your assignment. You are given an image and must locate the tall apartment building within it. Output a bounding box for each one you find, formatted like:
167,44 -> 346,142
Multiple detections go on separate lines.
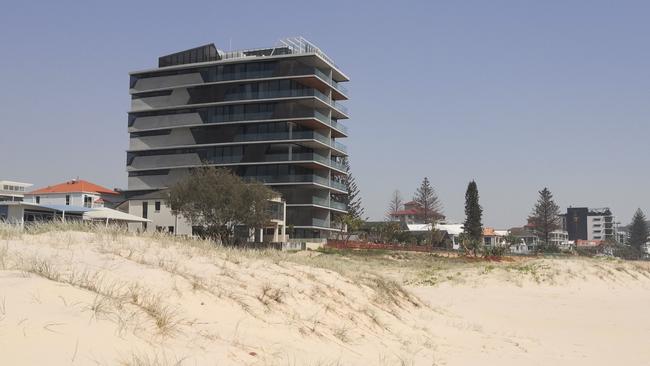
126,38 -> 349,239
562,207 -> 616,241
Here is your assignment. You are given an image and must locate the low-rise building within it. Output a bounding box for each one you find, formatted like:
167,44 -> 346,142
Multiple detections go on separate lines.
390,201 -> 425,224
23,179 -> 121,209
390,201 -> 445,225
483,227 -> 508,247
0,180 -> 33,202
549,230 -> 570,250
123,190 -> 287,242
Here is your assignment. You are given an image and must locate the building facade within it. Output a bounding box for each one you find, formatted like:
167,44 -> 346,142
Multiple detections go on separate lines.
123,190 -> 286,242
563,207 -> 616,242
0,180 -> 33,202
126,38 -> 349,239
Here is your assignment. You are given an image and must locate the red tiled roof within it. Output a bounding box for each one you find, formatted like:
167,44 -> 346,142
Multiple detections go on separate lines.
391,209 -> 420,216
29,179 -> 118,195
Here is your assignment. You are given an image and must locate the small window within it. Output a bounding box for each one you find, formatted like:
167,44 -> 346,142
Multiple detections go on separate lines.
36,196 -> 40,204
168,226 -> 174,234
155,201 -> 161,212
66,195 -> 70,205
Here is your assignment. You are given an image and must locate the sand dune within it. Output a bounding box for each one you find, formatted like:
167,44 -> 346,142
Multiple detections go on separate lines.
1,227 -> 649,365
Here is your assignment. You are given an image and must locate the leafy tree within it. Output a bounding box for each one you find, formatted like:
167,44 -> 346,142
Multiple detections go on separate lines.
167,166 -> 276,245
334,213 -> 364,244
341,157 -> 365,220
629,208 -> 649,254
379,221 -> 402,243
463,180 -> 483,256
413,177 -> 443,224
529,188 -> 561,251
386,189 -> 403,221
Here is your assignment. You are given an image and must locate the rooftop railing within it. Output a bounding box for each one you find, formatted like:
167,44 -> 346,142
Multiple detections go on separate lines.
216,37 -> 339,69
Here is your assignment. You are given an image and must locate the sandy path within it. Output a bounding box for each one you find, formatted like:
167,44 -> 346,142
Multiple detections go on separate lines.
412,278 -> 650,365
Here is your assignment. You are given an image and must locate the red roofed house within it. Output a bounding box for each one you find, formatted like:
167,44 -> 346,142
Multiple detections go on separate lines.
24,179 -> 121,208
389,201 -> 423,224
389,201 -> 446,224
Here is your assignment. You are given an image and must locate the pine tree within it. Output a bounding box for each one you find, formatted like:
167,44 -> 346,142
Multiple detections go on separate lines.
529,187 -> 560,249
341,157 -> 365,220
463,181 -> 483,251
386,190 -> 403,221
413,177 -> 443,224
629,208 -> 649,254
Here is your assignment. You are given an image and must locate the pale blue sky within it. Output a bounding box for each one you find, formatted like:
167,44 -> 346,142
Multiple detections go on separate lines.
1,0 -> 648,227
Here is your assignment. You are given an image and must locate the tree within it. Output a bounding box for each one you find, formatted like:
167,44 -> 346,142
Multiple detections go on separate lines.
167,166 -> 276,245
341,157 -> 365,220
463,180 -> 483,256
386,190 -> 403,221
629,208 -> 649,254
334,213 -> 364,245
413,177 -> 443,224
529,187 -> 561,251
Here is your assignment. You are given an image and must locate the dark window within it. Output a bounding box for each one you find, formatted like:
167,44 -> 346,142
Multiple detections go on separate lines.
142,202 -> 148,219
168,226 -> 174,234
36,196 -> 40,204
65,195 -> 70,205
155,201 -> 161,212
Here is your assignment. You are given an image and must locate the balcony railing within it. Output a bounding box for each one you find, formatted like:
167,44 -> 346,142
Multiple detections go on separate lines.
330,180 -> 346,191
330,201 -> 347,211
244,174 -> 346,191
331,140 -> 348,153
244,174 -> 329,186
314,68 -> 349,96
313,89 -> 348,115
230,130 -> 329,144
314,110 -> 348,135
311,217 -> 330,228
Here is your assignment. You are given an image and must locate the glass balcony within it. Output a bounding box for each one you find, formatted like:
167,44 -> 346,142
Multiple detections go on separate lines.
314,68 -> 349,96
313,89 -> 348,115
330,119 -> 348,134
311,218 -> 330,228
331,140 -> 348,153
230,130 -> 329,144
329,159 -> 346,171
311,196 -> 329,207
330,201 -> 347,211
244,174 -> 330,186
330,180 -> 346,191
313,110 -> 348,135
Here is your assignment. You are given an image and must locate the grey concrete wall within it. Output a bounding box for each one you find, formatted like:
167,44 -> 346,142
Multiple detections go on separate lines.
129,153 -> 202,171
127,169 -> 190,190
130,112 -> 203,131
131,89 -> 191,111
132,73 -> 204,92
129,128 -> 196,150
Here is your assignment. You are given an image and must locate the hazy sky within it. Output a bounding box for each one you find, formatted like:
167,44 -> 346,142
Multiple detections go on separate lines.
1,0 -> 648,227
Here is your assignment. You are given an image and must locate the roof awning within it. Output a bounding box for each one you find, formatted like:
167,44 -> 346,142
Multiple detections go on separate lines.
39,204 -> 93,214
83,207 -> 150,223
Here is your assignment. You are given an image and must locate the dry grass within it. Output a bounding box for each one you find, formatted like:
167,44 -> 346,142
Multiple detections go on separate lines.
6,222 -> 648,364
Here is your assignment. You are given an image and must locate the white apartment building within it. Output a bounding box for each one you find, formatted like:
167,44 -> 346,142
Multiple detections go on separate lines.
124,190 -> 288,243
0,180 -> 33,202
